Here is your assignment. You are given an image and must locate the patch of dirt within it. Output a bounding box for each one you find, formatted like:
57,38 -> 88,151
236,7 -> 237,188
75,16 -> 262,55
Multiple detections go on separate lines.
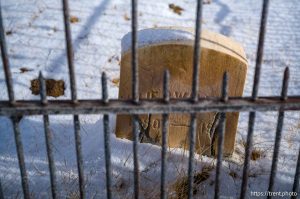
6,30 -> 13,35
203,0 -> 212,4
112,78 -> 120,87
251,148 -> 265,161
123,13 -> 130,21
20,67 -> 34,73
52,27 -> 58,32
30,78 -> 65,97
70,16 -> 79,23
169,4 -> 184,15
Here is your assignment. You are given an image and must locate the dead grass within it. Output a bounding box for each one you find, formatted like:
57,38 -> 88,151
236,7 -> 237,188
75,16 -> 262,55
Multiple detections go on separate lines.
66,191 -> 80,199
172,165 -> 213,199
251,148 -> 265,161
229,171 -> 238,179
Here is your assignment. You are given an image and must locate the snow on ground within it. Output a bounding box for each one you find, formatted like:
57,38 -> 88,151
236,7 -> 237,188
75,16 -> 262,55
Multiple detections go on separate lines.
0,0 -> 299,198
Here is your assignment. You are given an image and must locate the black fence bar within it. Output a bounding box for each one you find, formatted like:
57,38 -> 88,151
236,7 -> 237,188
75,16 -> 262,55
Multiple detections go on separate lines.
292,148 -> 300,199
252,0 -> 269,100
102,72 -> 109,104
132,115 -> 140,199
267,68 -> 289,195
240,0 -> 269,198
0,3 -> 15,104
131,0 -> 139,103
1,4 -> 29,196
240,111 -> 255,199
11,116 -> 30,199
291,148 -> 300,199
187,113 -> 197,199
39,73 -> 47,106
62,0 -> 77,102
160,114 -> 169,199
103,115 -> 111,199
73,115 -> 85,198
214,72 -> 228,199
214,115 -> 226,199
102,72 -> 112,199
62,1 -> 85,197
191,0 -> 203,102
160,70 -> 170,199
0,179 -> 4,199
39,73 -> 58,199
0,97 -> 300,116
163,70 -> 170,103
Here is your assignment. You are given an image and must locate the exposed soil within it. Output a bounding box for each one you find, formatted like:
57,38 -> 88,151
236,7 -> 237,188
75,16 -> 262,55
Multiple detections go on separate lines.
169,4 -> 184,15
30,78 -> 65,97
123,13 -> 130,21
5,30 -> 13,35
20,67 -> 34,73
112,78 -> 120,87
70,16 -> 79,23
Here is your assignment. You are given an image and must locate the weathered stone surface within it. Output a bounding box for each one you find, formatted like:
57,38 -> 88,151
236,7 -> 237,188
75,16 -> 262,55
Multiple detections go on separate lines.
116,28 -> 247,156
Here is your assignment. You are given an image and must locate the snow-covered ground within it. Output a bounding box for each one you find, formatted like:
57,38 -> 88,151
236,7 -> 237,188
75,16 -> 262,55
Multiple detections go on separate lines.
0,0 -> 299,198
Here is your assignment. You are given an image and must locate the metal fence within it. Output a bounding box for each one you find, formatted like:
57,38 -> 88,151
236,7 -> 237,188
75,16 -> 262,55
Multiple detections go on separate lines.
0,0 -> 299,198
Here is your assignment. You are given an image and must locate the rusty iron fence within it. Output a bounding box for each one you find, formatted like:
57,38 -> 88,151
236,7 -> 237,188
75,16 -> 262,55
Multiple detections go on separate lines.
0,0 -> 300,198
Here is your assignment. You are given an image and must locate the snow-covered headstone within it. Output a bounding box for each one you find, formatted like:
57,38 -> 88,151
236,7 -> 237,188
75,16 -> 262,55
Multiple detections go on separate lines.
116,27 -> 247,156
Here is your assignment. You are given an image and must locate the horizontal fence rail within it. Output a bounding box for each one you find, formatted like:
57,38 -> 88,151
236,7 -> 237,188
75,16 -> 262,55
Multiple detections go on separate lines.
0,97 -> 300,116
0,0 -> 299,198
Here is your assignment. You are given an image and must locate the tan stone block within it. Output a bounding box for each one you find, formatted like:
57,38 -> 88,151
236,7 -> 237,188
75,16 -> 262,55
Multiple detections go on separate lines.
116,27 -> 247,156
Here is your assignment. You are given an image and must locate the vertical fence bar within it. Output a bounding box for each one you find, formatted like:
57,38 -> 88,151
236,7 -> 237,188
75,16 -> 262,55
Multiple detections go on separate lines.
39,72 -> 48,106
240,1 -> 269,198
12,116 -> 30,199
73,115 -> 85,199
103,115 -> 111,199
291,148 -> 300,199
240,111 -> 255,199
252,0 -> 269,100
0,2 -> 15,104
133,115 -> 140,199
161,70 -> 170,199
131,0 -> 139,195
191,0 -> 203,102
214,72 -> 228,199
1,10 -> 31,191
0,179 -> 4,199
187,113 -> 197,199
0,4 -> 27,198
39,72 -> 58,199
62,0 -> 85,198
102,72 -> 109,104
62,0 -> 77,102
267,67 -> 289,196
102,72 -> 112,199
188,0 -> 203,194
163,70 -> 170,103
160,114 -> 169,199
131,0 -> 139,103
